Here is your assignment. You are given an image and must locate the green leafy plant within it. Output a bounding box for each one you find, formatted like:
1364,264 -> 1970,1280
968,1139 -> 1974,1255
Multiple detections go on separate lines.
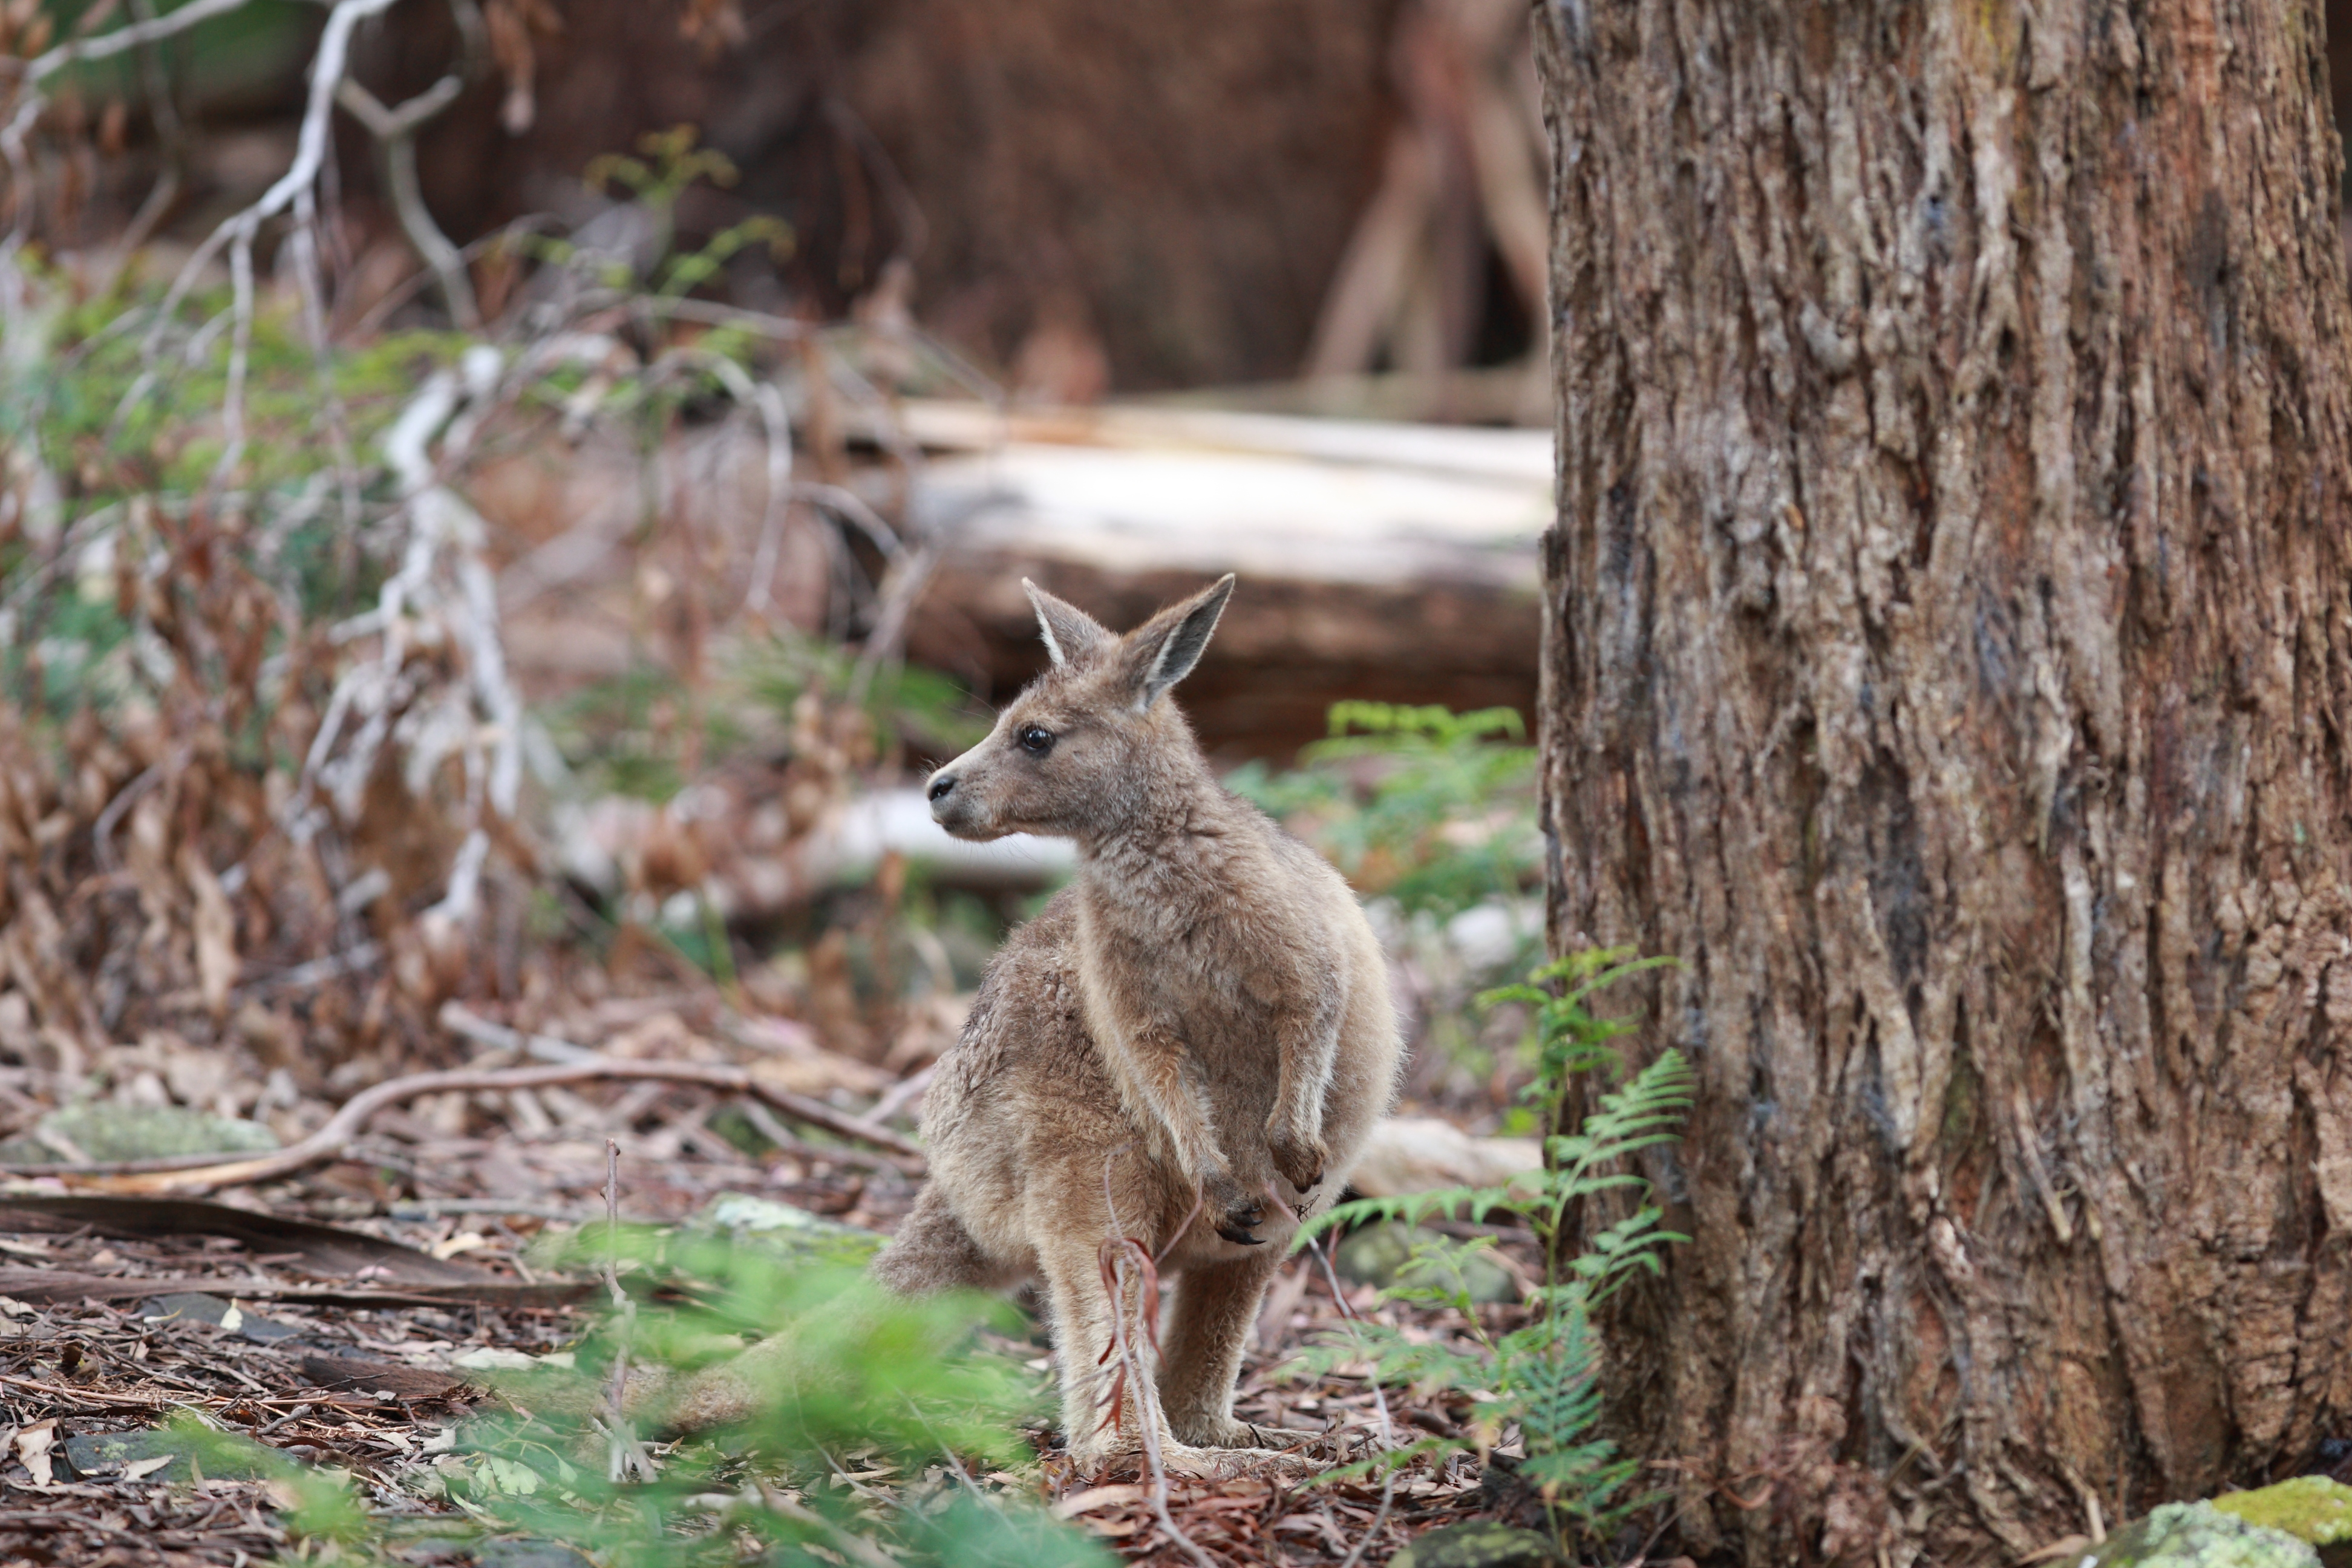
167,1225 -> 1111,1567
451,1231 -> 1110,1567
1292,947 -> 1694,1550
580,125 -> 794,293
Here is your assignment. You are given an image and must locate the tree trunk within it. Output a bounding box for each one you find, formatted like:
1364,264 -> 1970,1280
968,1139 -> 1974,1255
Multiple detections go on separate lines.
1538,3 -> 2352,1563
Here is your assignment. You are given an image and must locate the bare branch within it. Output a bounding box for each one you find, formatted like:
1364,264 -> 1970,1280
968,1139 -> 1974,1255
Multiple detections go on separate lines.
0,1049 -> 925,1194
140,0 -> 399,438
333,0 -> 486,328
18,0 -> 253,81
109,0 -> 192,260
654,347 -> 795,617
3,0 -> 258,247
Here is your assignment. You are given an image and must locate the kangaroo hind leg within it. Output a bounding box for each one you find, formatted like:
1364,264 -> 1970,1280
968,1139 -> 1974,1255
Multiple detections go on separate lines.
871,1185 -> 1019,1295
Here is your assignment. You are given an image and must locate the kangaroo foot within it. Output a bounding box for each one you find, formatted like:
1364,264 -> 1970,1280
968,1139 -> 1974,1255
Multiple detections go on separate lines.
1154,1439 -> 1321,1479
1176,1416 -> 1324,1451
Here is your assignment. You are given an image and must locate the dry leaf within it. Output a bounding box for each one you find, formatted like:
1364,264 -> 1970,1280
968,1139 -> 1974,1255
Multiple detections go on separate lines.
180,845 -> 238,1019
1052,1483 -> 1147,1518
14,1419 -> 56,1486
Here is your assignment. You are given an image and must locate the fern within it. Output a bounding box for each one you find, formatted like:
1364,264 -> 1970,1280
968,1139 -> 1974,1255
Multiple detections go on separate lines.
217,1227 -> 1111,1567
1289,947 -> 1693,1549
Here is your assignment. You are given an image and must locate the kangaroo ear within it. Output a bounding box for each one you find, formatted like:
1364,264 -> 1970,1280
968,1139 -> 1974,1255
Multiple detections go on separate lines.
1122,575 -> 1235,710
1022,579 -> 1112,668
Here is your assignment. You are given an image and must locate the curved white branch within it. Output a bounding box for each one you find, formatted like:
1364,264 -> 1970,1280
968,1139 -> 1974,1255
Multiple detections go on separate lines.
140,0 -> 397,388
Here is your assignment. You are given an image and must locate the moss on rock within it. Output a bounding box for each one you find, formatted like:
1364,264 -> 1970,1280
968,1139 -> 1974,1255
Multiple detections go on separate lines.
2084,1501 -> 2319,1568
2211,1479 -> 2352,1567
1388,1521 -> 1560,1568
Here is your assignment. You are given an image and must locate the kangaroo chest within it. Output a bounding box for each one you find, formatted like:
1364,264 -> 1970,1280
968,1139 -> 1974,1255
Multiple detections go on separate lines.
1070,879 -> 1298,1065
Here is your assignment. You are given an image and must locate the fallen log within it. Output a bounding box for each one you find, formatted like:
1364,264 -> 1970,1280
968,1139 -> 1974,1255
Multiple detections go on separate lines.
897,401 -> 1546,757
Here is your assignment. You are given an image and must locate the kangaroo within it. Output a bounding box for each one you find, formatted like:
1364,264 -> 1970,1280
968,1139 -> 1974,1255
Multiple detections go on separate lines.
860,574 -> 1403,1473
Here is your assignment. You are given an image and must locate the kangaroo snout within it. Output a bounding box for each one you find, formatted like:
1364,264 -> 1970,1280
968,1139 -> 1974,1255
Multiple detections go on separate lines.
927,762 -> 990,838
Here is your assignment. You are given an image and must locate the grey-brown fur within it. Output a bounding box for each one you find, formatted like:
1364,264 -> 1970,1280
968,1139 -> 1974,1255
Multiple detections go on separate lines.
871,575 -> 1403,1472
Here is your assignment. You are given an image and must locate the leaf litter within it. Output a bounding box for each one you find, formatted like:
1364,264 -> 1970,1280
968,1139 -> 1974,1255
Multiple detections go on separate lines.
0,1118 -> 1519,1564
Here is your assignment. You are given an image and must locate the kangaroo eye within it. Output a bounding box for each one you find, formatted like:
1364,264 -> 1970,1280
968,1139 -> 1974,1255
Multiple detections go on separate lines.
1016,725 -> 1056,757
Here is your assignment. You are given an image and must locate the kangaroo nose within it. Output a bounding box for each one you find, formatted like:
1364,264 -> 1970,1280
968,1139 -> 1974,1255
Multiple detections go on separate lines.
927,773 -> 956,803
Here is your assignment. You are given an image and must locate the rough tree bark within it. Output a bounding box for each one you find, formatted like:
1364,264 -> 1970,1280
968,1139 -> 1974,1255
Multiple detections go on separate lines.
1539,2 -> 2352,1563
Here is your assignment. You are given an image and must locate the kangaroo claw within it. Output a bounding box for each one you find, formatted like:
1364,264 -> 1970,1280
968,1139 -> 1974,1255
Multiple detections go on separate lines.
1215,1195 -> 1266,1245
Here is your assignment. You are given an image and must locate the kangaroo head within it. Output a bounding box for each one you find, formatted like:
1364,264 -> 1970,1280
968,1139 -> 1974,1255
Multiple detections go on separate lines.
926,575 -> 1235,842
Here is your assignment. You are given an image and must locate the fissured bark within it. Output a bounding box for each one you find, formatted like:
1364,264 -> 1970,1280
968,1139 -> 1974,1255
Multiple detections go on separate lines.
1539,2 -> 2352,1561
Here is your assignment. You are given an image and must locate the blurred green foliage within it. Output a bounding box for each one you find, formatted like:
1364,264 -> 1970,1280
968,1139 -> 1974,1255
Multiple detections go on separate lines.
169,1227 -> 1109,1566
548,633 -> 982,805
442,1230 -> 1109,1567
1228,701 -> 1537,924
737,631 -> 988,760
29,0 -> 318,113
1293,948 -> 1693,1552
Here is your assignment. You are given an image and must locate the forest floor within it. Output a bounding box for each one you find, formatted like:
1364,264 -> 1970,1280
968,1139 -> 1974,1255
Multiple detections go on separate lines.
0,993 -> 1523,1566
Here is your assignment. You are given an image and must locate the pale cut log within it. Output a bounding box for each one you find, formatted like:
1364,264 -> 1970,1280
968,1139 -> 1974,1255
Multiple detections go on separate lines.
898,401 -> 1545,757
555,786 -> 1077,916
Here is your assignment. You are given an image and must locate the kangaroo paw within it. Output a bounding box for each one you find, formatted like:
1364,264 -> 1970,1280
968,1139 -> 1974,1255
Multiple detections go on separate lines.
1266,1126 -> 1329,1194
1204,1171 -> 1266,1245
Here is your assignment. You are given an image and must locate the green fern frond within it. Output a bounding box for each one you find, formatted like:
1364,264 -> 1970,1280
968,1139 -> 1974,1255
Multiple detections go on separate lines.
1297,946 -> 1693,1556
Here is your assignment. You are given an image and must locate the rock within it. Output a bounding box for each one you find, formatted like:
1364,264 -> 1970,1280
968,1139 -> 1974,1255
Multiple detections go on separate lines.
695,1192 -> 884,1266
2212,1478 -> 2352,1567
59,1425 -> 275,1483
2084,1501 -> 2320,1567
1348,1117 -> 1542,1200
35,1102 -> 277,1161
1388,1520 -> 1561,1568
1333,1221 -> 1516,1304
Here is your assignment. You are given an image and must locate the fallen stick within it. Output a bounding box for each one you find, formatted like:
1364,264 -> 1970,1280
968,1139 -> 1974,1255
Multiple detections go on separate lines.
733,1097 -> 909,1176
0,1057 -> 925,1195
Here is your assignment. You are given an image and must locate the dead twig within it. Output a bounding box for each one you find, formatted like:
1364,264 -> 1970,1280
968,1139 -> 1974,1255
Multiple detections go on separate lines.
599,1138 -> 658,1482
0,0 -> 256,246
332,0 -> 486,327
864,1062 -> 933,1128
0,1046 -> 924,1194
733,1097 -> 906,1176
1100,1149 -> 1220,1568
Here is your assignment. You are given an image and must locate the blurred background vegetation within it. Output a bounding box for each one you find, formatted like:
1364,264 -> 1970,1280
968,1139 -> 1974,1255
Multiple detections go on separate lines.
0,2 -> 1596,1561
0,0 -> 1561,1120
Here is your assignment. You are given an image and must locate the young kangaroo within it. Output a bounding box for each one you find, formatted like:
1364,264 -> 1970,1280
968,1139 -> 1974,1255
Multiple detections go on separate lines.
869,575 -> 1402,1472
